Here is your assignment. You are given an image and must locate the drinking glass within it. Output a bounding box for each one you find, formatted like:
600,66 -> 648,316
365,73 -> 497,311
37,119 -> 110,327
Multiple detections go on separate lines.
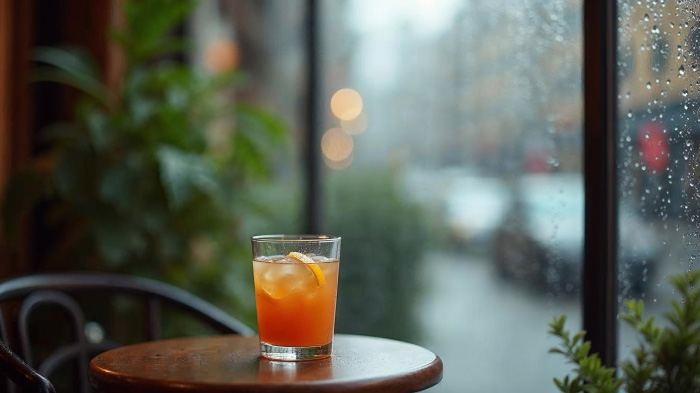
251,235 -> 341,361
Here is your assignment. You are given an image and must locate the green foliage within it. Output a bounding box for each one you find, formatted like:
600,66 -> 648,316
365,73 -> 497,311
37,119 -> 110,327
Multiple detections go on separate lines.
1,0 -> 286,326
324,167 -> 439,341
620,271 -> 700,393
549,271 -> 700,393
548,315 -> 622,393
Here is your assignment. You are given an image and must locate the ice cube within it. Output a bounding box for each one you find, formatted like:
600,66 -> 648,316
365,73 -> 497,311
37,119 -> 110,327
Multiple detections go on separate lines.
256,260 -> 317,299
311,255 -> 333,263
285,265 -> 317,293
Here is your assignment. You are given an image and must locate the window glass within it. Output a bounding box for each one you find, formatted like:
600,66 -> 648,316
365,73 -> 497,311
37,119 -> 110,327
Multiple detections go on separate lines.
190,1 -> 308,324
191,0 -> 308,237
320,1 -> 583,391
617,0 -> 700,359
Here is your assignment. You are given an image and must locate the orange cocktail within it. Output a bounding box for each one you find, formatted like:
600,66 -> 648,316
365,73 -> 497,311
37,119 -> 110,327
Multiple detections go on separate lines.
251,235 -> 341,361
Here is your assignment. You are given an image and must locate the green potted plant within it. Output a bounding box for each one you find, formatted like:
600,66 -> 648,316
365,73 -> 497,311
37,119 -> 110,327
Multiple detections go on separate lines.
548,270 -> 700,392
1,0 -> 286,327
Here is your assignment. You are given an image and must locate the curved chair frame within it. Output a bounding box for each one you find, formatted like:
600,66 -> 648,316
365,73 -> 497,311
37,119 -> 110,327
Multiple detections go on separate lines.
0,273 -> 254,393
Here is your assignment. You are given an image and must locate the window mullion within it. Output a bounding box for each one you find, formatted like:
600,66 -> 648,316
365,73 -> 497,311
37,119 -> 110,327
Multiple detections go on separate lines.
583,0 -> 619,368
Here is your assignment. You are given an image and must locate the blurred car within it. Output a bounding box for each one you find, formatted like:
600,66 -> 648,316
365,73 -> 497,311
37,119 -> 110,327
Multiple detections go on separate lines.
444,175 -> 512,247
491,173 -> 660,296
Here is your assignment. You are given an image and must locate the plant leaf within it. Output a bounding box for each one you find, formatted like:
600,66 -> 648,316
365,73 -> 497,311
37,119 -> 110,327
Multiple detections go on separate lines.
156,146 -> 219,208
32,67 -> 115,108
33,46 -> 100,79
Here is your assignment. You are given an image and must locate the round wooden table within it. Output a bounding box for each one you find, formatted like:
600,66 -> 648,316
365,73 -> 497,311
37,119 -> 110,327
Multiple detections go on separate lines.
88,334 -> 443,393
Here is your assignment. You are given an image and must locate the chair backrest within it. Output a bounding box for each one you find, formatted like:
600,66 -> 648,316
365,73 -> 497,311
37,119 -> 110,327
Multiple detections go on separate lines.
0,273 -> 254,393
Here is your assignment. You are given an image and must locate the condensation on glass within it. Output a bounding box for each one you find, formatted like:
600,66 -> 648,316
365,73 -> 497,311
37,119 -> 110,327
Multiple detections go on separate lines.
320,1 -> 583,391
617,0 -> 700,360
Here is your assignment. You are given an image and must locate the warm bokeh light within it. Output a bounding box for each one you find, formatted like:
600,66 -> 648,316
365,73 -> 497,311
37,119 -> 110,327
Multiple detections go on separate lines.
330,88 -> 363,121
321,128 -> 354,161
340,112 -> 368,135
323,152 -> 353,170
204,38 -> 240,73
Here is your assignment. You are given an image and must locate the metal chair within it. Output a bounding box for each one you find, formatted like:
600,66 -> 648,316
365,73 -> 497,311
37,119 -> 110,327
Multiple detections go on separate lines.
0,273 -> 254,393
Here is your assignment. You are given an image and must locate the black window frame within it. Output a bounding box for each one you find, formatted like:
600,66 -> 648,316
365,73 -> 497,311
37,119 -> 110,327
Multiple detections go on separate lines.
582,0 -> 618,367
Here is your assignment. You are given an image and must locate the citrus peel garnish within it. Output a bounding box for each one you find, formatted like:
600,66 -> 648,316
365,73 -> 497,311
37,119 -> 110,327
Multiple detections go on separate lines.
257,283 -> 286,300
287,252 -> 326,287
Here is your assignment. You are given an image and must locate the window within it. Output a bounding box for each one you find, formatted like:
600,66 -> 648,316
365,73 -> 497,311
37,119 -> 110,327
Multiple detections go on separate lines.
191,1 -> 699,391
318,1 -> 583,391
191,1 -> 308,237
617,0 -> 700,361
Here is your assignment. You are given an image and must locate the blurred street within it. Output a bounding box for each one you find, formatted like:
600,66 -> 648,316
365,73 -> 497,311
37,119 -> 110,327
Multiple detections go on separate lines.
416,240 -> 683,392
416,251 -> 579,392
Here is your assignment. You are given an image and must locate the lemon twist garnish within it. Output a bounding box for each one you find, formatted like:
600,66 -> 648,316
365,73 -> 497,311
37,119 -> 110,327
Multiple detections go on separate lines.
287,252 -> 326,287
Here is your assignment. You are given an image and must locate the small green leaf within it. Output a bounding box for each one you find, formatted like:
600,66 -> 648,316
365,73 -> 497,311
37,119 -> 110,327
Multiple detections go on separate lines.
86,111 -> 110,150
235,103 -> 287,142
33,46 -> 100,79
554,377 -> 565,392
575,341 -> 591,360
32,67 -> 115,107
156,146 -> 219,208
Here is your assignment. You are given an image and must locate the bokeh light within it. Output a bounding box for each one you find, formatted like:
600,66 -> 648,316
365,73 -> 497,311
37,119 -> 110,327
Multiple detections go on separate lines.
204,38 -> 240,73
321,128 -> 354,161
323,152 -> 353,170
340,112 -> 368,135
330,88 -> 363,121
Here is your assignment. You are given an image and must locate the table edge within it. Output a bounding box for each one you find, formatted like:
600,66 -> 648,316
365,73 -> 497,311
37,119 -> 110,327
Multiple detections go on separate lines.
88,334 -> 443,393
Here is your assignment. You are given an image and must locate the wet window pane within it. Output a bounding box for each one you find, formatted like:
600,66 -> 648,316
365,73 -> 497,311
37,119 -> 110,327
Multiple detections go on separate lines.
617,0 -> 700,360
319,1 -> 582,391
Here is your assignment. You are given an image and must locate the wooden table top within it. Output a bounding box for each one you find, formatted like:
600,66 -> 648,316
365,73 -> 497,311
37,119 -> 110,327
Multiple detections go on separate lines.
88,334 -> 442,393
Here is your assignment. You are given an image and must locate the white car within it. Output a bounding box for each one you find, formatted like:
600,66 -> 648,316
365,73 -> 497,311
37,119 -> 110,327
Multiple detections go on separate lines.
444,176 -> 512,246
491,173 -> 659,295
